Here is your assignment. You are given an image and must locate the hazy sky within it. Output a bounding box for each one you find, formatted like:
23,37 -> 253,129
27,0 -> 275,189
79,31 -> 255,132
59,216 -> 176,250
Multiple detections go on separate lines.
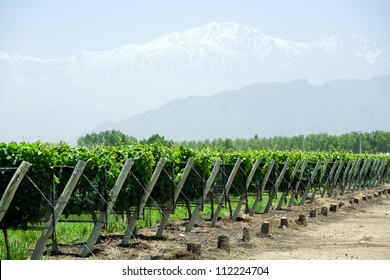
1,0 -> 389,58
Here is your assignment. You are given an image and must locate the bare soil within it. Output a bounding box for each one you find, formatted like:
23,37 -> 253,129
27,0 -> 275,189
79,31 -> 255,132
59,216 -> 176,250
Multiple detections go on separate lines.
49,186 -> 390,260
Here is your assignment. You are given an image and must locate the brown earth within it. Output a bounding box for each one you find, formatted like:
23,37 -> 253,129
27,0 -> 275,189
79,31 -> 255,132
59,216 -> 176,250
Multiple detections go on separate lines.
49,186 -> 390,260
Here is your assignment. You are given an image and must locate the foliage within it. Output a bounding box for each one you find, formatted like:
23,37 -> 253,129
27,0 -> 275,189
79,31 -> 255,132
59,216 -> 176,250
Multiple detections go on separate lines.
77,130 -> 138,147
0,141 -> 389,232
179,130 -> 390,154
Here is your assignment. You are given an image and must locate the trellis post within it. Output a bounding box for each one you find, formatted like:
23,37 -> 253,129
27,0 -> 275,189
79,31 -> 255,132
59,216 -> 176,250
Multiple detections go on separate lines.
211,158 -> 242,227
340,160 -> 352,195
310,159 -> 328,203
31,160 -> 86,260
287,159 -> 308,207
321,160 -> 339,197
232,160 -> 260,220
299,159 -> 321,205
81,159 -> 134,257
263,159 -> 290,213
185,159 -> 221,232
249,159 -> 275,216
156,157 -> 194,238
344,159 -> 359,194
121,158 -> 166,245
0,161 -> 32,223
359,159 -> 372,190
328,160 -> 344,197
277,160 -> 301,209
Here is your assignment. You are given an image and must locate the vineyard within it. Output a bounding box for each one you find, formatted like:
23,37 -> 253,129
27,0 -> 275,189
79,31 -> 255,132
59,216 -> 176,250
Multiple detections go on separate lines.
0,141 -> 390,260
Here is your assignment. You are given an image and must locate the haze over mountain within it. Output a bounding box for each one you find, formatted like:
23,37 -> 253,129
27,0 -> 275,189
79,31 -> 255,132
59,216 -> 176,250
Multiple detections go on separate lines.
1,22 -> 390,142
98,75 -> 390,141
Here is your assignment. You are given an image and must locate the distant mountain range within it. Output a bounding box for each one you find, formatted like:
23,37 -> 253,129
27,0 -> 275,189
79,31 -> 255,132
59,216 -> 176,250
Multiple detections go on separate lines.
98,75 -> 390,140
1,22 -> 390,142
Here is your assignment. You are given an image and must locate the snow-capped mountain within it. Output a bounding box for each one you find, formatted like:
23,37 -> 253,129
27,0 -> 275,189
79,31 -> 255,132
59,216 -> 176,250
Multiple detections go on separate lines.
1,22 -> 389,142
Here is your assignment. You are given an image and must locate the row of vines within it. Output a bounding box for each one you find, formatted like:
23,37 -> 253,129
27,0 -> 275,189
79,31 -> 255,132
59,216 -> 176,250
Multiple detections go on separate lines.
1,141 -> 390,233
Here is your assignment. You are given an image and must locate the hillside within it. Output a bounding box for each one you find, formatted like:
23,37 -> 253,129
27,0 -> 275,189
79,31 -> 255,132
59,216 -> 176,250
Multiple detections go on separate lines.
99,75 -> 390,140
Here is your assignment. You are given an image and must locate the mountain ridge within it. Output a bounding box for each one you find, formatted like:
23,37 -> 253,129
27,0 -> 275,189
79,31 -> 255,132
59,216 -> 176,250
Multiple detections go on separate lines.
96,75 -> 390,141
1,22 -> 390,142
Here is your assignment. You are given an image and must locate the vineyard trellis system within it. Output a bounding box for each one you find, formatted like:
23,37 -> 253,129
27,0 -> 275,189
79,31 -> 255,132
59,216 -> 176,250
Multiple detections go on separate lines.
0,142 -> 390,259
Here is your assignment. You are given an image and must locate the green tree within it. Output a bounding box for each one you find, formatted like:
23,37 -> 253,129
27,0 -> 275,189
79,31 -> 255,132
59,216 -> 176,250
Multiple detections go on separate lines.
140,134 -> 173,147
77,130 -> 138,146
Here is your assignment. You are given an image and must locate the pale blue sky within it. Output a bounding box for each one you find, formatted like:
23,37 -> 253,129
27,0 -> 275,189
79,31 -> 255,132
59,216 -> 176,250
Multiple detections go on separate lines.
1,0 -> 390,58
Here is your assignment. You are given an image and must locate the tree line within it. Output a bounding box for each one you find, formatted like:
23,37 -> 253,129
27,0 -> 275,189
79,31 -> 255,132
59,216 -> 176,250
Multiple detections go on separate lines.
78,130 -> 390,154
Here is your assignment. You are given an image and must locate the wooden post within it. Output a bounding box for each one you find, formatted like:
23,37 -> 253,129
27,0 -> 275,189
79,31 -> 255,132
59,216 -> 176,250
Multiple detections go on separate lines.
299,160 -> 321,205
187,243 -> 201,255
357,159 -> 372,191
81,159 -> 134,257
328,161 -> 344,197
31,160 -> 86,260
260,221 -> 270,235
232,160 -> 260,220
242,227 -> 250,242
185,159 -> 222,232
346,159 -> 361,193
309,209 -> 316,218
353,197 -> 360,204
321,206 -> 328,216
321,160 -> 339,198
0,161 -> 32,223
156,157 -> 194,238
310,160 -> 329,203
288,159 -> 308,207
211,158 -> 241,227
121,158 -> 167,245
330,204 -> 337,212
340,160 -> 352,195
217,235 -> 230,253
263,160 -> 291,213
250,160 -> 275,216
298,214 -> 307,226
277,160 -> 301,210
280,217 -> 288,228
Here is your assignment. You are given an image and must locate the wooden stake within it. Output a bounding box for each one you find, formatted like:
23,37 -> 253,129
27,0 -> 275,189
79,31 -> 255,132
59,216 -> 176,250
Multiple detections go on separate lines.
309,210 -> 316,218
81,159 -> 134,257
211,158 -> 241,227
242,227 -> 250,242
185,159 -> 221,232
217,235 -> 230,253
260,221 -> 270,235
187,243 -> 201,255
31,160 -> 86,260
264,160 -> 291,213
298,214 -> 307,226
0,161 -> 32,223
156,157 -> 194,238
232,160 -> 260,220
121,158 -> 166,245
321,206 -> 328,216
250,160 -> 275,216
280,217 -> 288,228
330,204 -> 337,212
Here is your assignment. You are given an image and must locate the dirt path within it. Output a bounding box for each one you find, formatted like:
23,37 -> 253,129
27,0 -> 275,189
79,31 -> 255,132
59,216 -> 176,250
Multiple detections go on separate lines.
254,198 -> 390,260
51,187 -> 390,260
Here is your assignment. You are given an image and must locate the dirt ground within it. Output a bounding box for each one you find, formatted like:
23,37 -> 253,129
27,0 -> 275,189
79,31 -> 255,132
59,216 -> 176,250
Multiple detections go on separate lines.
50,186 -> 390,260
